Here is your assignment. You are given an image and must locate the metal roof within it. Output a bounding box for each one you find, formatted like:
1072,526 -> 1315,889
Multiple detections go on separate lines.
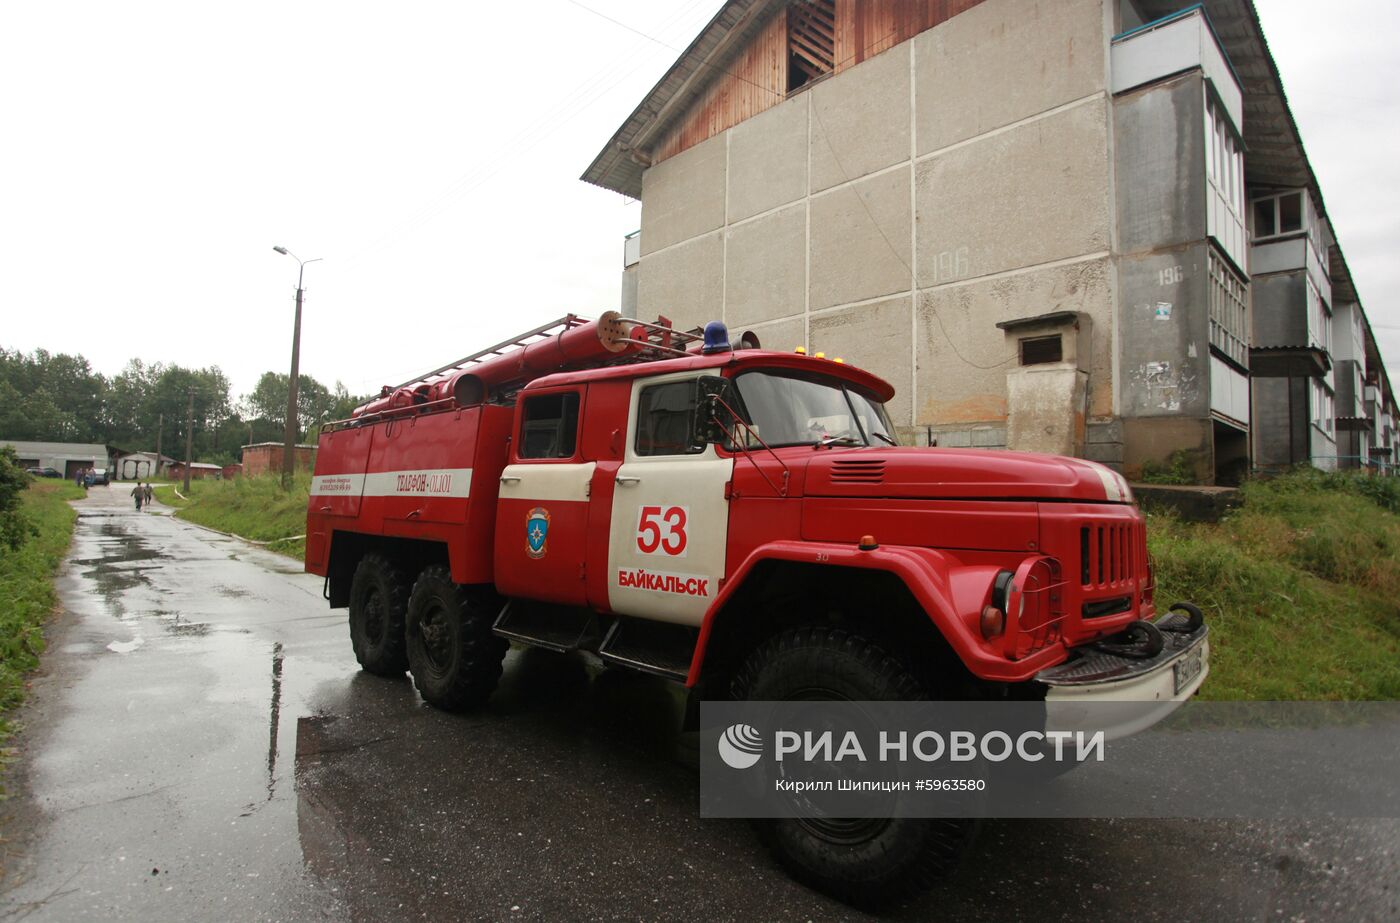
2,440 -> 111,457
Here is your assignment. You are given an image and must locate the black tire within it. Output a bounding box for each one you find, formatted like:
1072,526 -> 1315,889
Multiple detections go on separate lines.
348,553 -> 410,676
731,627 -> 978,907
404,566 -> 508,710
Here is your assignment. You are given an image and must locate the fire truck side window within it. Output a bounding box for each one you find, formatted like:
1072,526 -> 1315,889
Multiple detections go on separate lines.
635,381 -> 704,457
518,391 -> 580,459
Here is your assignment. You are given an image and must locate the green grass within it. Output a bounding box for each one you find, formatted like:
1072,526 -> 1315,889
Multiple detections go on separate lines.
0,480 -> 83,746
162,474 -> 308,559
1149,470 -> 1400,700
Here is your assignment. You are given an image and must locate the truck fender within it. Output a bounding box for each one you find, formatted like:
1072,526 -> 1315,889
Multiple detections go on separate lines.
688,541 -> 972,686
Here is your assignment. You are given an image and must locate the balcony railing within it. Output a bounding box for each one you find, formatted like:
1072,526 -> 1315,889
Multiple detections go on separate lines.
1111,5 -> 1242,133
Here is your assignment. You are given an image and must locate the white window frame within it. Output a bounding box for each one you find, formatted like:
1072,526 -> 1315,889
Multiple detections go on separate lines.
1207,247 -> 1249,368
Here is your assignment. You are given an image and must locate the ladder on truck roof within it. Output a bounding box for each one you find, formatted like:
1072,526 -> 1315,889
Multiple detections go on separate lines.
390,314 -> 705,393
324,315 -> 715,433
390,314 -> 587,392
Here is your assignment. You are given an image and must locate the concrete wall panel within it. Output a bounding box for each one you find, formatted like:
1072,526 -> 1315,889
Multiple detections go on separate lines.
1117,245 -> 1211,419
728,95 -> 808,222
810,46 -> 911,193
810,166 -> 911,310
810,295 -> 914,425
639,133 -> 726,256
1114,73 -> 1206,254
915,98 -> 1110,285
1251,376 -> 1307,467
914,0 -> 1106,155
1121,417 -> 1212,481
915,257 -> 1113,426
737,314 -> 806,355
636,232 -> 723,331
725,204 -> 806,328
1252,270 -> 1307,348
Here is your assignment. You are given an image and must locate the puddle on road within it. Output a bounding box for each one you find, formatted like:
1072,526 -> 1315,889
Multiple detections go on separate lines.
70,514 -> 244,639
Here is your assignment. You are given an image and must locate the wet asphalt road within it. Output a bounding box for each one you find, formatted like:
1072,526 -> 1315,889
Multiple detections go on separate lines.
1,485 -> 1397,921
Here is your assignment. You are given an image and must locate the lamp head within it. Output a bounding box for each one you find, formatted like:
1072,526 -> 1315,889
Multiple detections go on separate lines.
272,246 -> 289,255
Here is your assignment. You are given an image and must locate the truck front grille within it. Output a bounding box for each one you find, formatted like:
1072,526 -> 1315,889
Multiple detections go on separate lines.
1080,522 -> 1140,589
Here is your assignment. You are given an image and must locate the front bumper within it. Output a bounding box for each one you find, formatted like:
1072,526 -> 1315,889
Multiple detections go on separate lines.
1036,606 -> 1209,738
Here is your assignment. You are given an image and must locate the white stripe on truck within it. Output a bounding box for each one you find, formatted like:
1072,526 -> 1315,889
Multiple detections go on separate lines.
311,468 -> 472,499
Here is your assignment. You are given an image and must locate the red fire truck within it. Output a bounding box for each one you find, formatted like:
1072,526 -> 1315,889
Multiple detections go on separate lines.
306,313 -> 1208,902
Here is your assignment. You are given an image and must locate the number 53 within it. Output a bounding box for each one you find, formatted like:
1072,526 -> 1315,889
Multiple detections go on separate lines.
636,505 -> 688,556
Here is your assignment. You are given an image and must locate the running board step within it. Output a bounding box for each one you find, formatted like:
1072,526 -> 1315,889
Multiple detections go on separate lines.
597,618 -> 697,682
493,602 -> 597,653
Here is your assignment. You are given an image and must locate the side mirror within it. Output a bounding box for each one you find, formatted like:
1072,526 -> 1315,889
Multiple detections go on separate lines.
690,375 -> 733,448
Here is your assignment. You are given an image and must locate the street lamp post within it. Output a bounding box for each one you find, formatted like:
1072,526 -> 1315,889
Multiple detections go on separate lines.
273,246 -> 322,489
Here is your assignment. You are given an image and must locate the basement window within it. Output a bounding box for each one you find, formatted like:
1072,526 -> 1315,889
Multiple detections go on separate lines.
1020,335 -> 1063,366
787,0 -> 835,93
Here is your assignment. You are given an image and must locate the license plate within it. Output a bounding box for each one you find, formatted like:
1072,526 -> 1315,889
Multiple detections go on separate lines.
1173,645 -> 1204,695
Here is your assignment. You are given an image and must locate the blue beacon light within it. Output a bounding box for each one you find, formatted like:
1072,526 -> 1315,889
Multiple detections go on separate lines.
701,321 -> 732,354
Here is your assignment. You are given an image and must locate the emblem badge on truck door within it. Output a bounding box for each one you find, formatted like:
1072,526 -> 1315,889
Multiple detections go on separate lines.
526,507 -> 551,559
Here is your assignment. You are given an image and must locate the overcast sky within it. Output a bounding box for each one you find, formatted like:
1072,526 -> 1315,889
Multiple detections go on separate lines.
1,1 -> 1396,402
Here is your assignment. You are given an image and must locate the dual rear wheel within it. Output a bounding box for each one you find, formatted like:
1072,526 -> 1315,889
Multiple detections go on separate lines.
347,558 -> 507,710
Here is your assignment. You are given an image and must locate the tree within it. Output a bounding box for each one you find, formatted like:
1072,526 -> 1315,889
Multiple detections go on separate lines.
241,372 -> 339,440
0,348 -> 105,442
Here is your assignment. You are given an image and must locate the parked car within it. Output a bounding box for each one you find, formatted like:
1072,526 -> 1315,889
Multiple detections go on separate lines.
25,467 -> 62,478
90,468 -> 110,485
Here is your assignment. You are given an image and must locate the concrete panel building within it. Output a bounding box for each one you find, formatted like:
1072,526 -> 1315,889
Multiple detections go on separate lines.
585,0 -> 1397,482
3,441 -> 112,478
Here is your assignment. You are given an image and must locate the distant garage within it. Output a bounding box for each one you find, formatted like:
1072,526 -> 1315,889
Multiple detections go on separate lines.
2,440 -> 112,478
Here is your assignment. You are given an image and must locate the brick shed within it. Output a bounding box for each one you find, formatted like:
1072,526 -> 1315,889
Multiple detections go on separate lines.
241,442 -> 316,478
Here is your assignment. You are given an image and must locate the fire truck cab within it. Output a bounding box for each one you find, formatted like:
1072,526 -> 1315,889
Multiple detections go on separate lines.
306,313 -> 1209,903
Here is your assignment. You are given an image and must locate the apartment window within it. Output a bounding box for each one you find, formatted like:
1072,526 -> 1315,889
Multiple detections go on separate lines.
1208,248 -> 1249,368
787,0 -> 835,93
1306,277 -> 1332,354
1204,93 -> 1246,268
1253,191 -> 1306,241
1205,97 -> 1244,217
1313,380 -> 1335,435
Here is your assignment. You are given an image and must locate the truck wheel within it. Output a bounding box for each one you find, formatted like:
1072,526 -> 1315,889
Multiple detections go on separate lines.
348,553 -> 410,676
731,627 -> 977,907
405,566 -> 508,711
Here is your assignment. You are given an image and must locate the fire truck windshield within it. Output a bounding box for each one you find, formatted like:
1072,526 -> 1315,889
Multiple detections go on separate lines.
731,369 -> 896,448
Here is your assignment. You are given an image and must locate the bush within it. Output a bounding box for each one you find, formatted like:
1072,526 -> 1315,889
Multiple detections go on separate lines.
1139,449 -> 1197,485
0,479 -> 81,750
0,446 -> 38,551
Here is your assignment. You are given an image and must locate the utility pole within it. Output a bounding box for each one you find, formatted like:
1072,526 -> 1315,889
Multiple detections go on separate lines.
183,387 -> 195,494
273,246 -> 321,489
155,413 -> 163,478
286,283 -> 303,488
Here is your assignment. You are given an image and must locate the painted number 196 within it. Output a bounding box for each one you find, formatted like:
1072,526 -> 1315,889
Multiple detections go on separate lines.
637,505 -> 688,556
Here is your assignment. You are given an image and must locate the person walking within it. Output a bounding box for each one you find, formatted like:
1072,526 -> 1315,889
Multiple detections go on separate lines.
143,483 -> 154,507
131,482 -> 144,511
